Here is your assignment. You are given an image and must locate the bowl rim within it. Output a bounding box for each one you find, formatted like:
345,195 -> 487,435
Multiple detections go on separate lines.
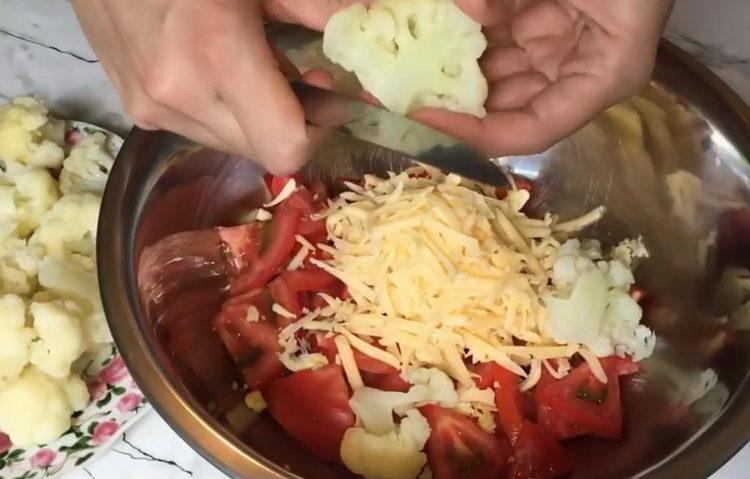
98,39 -> 750,479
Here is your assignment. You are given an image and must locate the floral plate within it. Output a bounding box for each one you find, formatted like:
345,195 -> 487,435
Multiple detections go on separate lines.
0,121 -> 150,479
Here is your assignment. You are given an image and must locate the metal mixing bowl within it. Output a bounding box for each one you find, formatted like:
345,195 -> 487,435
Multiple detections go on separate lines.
98,41 -> 750,479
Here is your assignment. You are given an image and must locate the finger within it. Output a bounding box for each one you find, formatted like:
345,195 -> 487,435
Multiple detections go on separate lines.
302,68 -> 335,89
413,72 -> 609,156
487,71 -> 549,110
262,0 -> 372,31
512,0 -> 576,46
220,2 -> 309,175
481,47 -> 530,81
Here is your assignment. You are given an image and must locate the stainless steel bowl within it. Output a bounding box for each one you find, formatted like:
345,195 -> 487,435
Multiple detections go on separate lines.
98,40 -> 750,479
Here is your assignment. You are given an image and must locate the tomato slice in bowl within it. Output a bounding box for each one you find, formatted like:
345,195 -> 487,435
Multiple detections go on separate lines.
263,365 -> 355,463
536,356 -> 639,440
511,421 -> 573,479
420,404 -> 512,479
469,362 -> 533,444
213,290 -> 284,390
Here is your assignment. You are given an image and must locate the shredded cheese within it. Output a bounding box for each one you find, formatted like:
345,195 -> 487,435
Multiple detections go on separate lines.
281,169 -> 608,384
335,335 -> 364,390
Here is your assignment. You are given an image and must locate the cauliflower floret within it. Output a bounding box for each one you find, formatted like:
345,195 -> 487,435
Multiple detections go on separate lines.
0,168 -> 60,237
340,409 -> 431,479
323,0 -> 488,116
29,300 -> 87,379
0,96 -> 64,171
350,368 -> 457,435
0,367 -> 88,446
0,295 -> 35,384
29,193 -> 100,258
0,237 -> 44,294
59,132 -> 114,195
545,240 -> 655,361
38,256 -> 112,347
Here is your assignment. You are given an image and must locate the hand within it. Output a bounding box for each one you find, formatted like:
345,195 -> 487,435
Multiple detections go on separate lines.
71,0 -> 359,175
412,0 -> 675,157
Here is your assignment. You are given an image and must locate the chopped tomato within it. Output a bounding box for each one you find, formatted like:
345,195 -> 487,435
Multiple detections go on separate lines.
421,404 -> 512,479
268,276 -> 301,319
361,371 -> 411,392
231,208 -> 301,293
314,335 -> 399,375
266,174 -> 302,197
213,291 -> 284,389
469,362 -> 531,444
263,365 -> 355,463
277,187 -> 316,216
495,176 -> 533,200
282,269 -> 339,292
536,356 -> 639,440
511,421 -> 573,479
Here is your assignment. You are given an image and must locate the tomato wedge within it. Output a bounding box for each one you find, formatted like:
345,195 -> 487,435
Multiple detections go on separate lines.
263,365 -> 355,463
361,371 -> 411,392
511,421 -> 573,479
470,362 -> 532,444
213,290 -> 283,390
231,207 -> 301,293
421,404 -> 512,479
536,356 -> 639,440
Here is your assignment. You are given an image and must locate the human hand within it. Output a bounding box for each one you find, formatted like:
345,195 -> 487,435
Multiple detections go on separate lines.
71,0 -> 360,175
412,0 -> 675,157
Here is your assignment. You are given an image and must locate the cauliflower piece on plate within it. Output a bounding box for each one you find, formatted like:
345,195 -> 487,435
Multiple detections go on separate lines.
340,408 -> 431,479
0,295 -> 35,384
0,96 -> 64,171
0,168 -> 60,237
29,193 -> 100,258
323,0 -> 488,116
29,299 -> 87,379
60,132 -> 114,195
0,366 -> 87,446
0,237 -> 44,294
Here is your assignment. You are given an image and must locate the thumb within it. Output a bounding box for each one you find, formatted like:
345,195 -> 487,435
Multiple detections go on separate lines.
262,0 -> 372,31
452,0 -> 512,27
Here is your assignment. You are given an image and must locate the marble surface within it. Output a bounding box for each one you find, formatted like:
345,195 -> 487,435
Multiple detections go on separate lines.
2,1 -> 750,478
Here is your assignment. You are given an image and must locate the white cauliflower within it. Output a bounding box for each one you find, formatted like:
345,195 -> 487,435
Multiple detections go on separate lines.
323,0 -> 488,116
340,409 -> 431,479
0,367 -> 88,446
29,193 -> 100,258
0,168 -> 60,237
0,237 -> 44,294
60,132 -> 114,195
0,295 -> 35,384
38,256 -> 111,347
29,300 -> 87,379
0,96 -> 65,172
545,239 -> 656,361
350,368 -> 457,435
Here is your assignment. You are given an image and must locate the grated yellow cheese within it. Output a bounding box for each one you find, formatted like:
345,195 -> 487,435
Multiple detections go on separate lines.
278,168 -> 608,384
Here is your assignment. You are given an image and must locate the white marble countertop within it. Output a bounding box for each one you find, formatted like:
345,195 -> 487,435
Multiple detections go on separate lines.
2,1 -> 750,478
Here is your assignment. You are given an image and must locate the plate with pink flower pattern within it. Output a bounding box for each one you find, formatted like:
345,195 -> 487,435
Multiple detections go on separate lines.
0,121 -> 150,479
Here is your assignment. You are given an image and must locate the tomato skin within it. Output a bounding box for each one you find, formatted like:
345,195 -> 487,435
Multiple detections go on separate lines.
536,357 -> 639,440
421,405 -> 512,479
511,421 -> 573,479
263,365 -> 355,463
268,276 -> 301,320
214,291 -> 284,390
469,362 -> 529,444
